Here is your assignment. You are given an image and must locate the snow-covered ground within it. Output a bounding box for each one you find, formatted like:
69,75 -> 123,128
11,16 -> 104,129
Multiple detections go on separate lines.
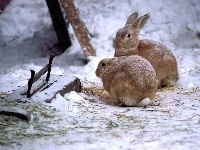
0,0 -> 200,149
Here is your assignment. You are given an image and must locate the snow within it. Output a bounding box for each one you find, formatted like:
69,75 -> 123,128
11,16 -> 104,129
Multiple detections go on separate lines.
0,0 -> 200,150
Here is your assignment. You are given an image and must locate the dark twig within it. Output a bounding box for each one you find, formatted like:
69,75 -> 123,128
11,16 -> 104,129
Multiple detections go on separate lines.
46,54 -> 55,82
25,64 -> 48,97
27,70 -> 35,98
26,54 -> 55,98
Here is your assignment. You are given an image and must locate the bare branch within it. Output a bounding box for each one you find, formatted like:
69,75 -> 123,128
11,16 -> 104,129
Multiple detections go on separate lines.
60,0 -> 96,58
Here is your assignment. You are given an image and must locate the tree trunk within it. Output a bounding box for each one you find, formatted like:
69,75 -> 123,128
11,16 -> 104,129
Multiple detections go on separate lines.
60,0 -> 96,58
46,0 -> 72,53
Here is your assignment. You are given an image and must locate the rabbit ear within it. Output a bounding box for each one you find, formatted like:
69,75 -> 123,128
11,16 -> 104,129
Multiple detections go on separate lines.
125,12 -> 138,26
133,13 -> 150,33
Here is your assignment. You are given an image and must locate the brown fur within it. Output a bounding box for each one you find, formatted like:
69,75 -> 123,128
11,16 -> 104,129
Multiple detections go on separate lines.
113,12 -> 178,88
95,55 -> 157,106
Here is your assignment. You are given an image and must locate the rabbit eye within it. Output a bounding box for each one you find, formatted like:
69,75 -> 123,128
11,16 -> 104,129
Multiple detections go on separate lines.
102,63 -> 106,66
127,34 -> 131,38
121,31 -> 126,37
116,45 -> 120,49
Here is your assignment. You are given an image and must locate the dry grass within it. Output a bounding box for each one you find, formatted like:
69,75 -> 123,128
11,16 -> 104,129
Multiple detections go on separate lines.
81,82 -> 120,106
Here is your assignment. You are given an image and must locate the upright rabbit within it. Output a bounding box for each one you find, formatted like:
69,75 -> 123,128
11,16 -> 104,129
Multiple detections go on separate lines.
113,12 -> 178,88
95,55 -> 157,107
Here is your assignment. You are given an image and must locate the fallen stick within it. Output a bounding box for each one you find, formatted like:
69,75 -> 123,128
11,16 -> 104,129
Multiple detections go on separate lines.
33,64 -> 48,83
26,54 -> 56,97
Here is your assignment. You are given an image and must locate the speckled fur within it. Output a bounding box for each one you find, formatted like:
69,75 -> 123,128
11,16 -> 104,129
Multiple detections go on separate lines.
113,12 -> 178,88
95,55 -> 157,106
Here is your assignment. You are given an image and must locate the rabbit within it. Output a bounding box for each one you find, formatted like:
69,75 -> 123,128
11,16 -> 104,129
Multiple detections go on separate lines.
113,12 -> 178,88
95,55 -> 157,107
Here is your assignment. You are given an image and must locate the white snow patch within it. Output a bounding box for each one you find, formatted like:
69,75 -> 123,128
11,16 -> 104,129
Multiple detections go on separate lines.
0,0 -> 200,150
